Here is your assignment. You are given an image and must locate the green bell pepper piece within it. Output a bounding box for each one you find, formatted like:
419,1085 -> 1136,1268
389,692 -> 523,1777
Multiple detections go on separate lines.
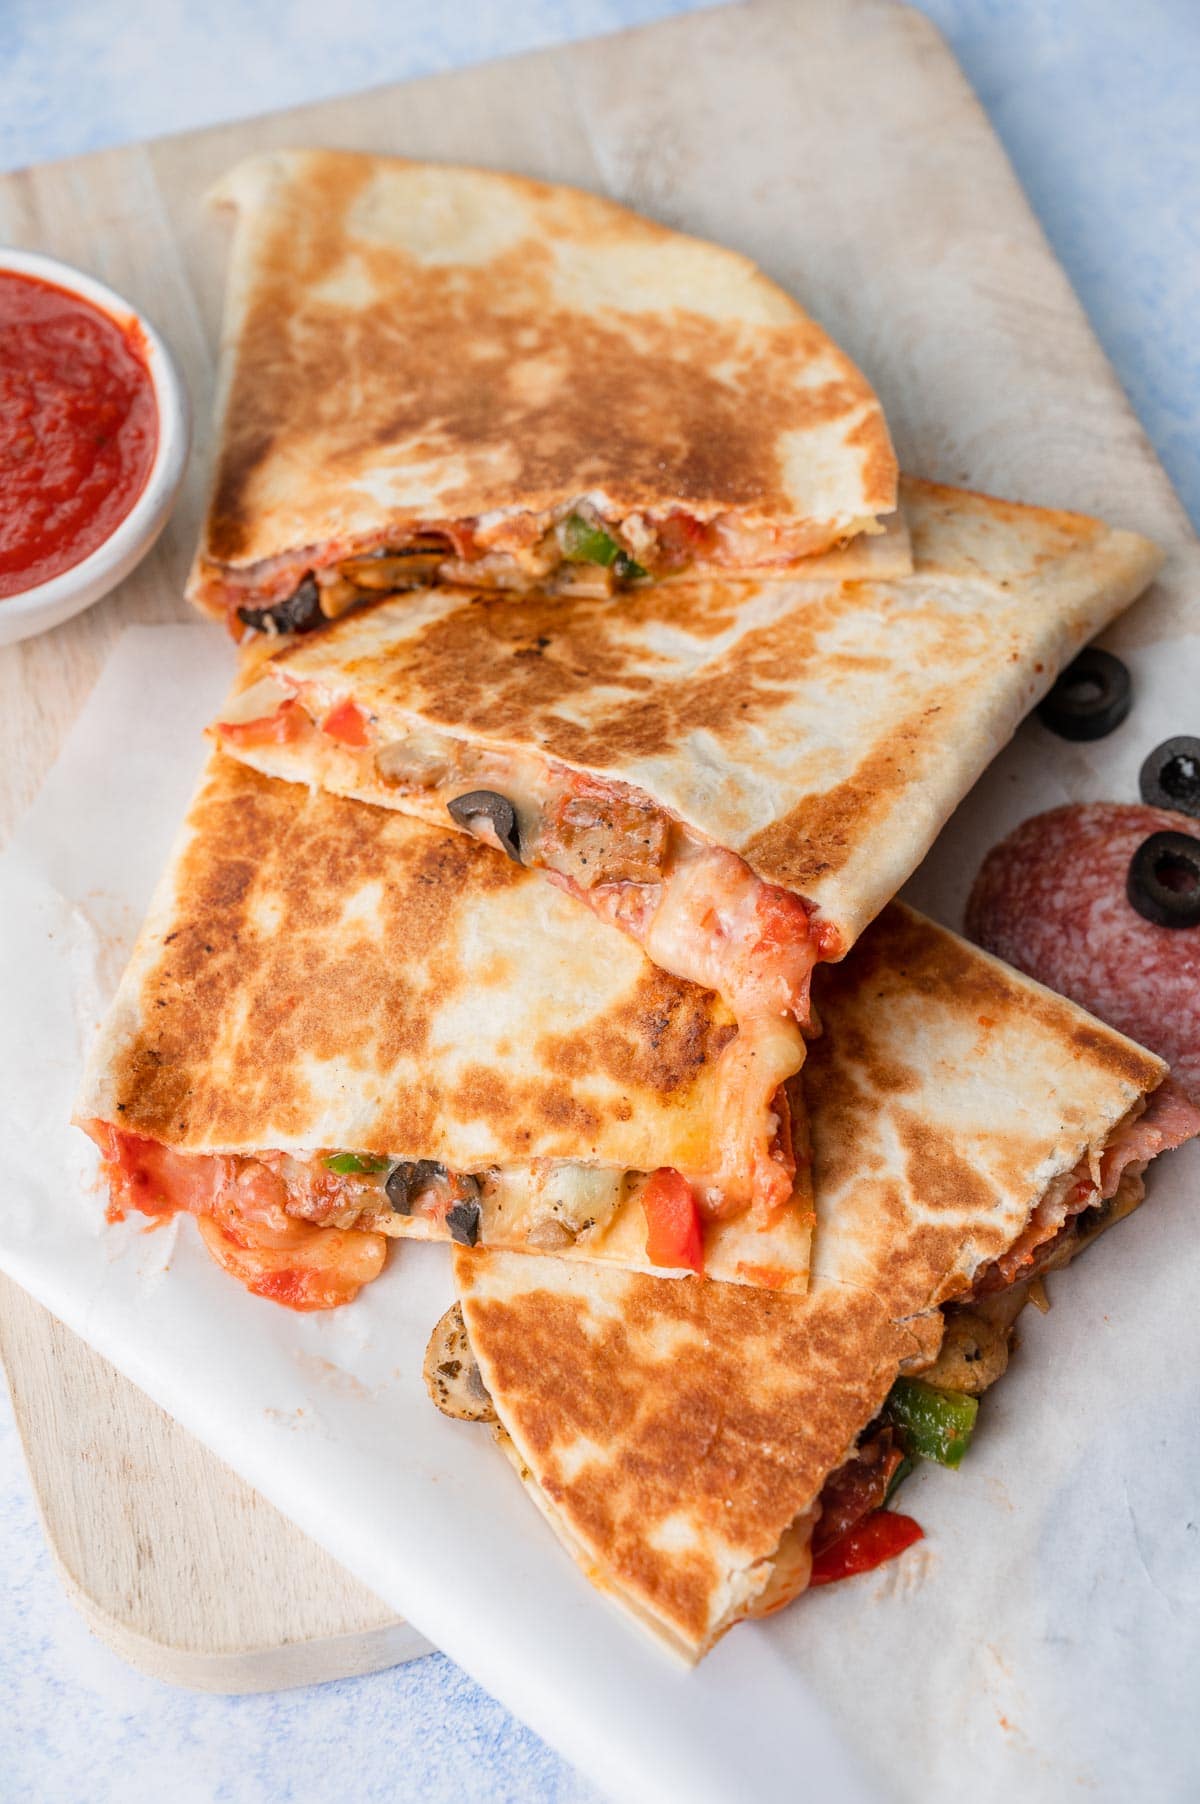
885,1377 -> 978,1469
883,1453 -> 915,1505
325,1152 -> 390,1176
559,514 -> 646,580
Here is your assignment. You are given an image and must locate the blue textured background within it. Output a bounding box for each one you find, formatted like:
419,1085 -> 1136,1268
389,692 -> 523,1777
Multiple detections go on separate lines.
2,3 -> 1196,1798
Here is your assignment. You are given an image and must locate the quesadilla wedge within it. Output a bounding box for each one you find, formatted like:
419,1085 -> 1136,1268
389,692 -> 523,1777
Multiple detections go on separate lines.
213,478 -> 1162,1150
431,904 -> 1199,1662
186,149 -> 902,634
75,752 -> 816,1307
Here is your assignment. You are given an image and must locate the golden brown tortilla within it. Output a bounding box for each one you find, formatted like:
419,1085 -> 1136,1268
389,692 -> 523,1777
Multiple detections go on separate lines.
76,752 -> 812,1287
186,149 -> 900,620
451,905 -> 1174,1660
216,478 -> 1162,957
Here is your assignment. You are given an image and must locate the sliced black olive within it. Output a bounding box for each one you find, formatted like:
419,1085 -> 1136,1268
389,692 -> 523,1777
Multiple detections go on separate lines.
385,1162 -> 415,1213
384,1158 -> 446,1214
1126,831 -> 1200,928
1139,737 -> 1200,818
1037,649 -> 1132,741
446,1200 -> 482,1246
446,790 -> 522,863
236,575 -> 325,636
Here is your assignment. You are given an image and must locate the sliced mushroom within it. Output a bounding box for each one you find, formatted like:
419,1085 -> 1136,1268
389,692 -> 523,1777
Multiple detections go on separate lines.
423,1303 -> 497,1422
531,1164 -> 624,1234
338,554 -> 446,591
525,1218 -> 577,1251
374,732 -> 460,791
923,1286 -> 1029,1396
447,791 -> 522,863
312,571 -> 362,619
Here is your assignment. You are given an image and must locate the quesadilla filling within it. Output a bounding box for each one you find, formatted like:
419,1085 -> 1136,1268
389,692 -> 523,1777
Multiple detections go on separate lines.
84,1111 -> 804,1310
774,1078 -> 1200,1594
214,680 -> 824,1214
967,1075 -> 1199,1297
714,1084 -> 1200,1608
201,502 -> 874,636
416,1081 -> 1197,1641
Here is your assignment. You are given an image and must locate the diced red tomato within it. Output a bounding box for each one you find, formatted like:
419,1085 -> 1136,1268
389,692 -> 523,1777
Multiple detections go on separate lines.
214,698 -> 310,748
642,1168 -> 705,1275
656,511 -> 714,571
808,1510 -> 924,1587
321,697 -> 369,748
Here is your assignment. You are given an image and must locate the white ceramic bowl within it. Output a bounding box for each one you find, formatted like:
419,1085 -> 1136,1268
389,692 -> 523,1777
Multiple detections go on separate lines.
0,249 -> 191,647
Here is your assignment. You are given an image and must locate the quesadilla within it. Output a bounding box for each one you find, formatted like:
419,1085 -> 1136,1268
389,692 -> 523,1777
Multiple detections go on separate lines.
212,478 -> 1162,1151
185,148 -> 903,634
431,904 -> 1199,1662
75,752 -> 816,1307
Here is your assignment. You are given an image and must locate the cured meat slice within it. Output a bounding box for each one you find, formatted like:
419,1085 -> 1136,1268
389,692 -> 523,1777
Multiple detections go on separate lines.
966,803 -> 1200,1102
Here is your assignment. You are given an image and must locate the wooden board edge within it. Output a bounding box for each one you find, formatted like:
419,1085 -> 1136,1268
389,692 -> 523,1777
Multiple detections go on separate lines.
0,1275 -> 431,1692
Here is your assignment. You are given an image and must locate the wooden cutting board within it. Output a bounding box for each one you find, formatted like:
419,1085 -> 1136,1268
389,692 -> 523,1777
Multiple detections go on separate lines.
1,0 -> 1193,1692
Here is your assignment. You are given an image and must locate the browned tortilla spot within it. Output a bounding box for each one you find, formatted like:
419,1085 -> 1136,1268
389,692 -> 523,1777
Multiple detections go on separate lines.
89,754 -> 748,1176
200,151 -> 894,570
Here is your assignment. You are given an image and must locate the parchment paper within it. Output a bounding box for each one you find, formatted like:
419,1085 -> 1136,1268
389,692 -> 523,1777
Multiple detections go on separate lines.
2,617 -> 1198,1804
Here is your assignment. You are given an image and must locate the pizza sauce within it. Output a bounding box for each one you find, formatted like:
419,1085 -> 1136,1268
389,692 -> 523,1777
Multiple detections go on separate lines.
0,270 -> 158,598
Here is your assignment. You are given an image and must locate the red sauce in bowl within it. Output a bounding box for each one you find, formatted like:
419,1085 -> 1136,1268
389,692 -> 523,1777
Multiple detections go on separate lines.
0,269 -> 158,598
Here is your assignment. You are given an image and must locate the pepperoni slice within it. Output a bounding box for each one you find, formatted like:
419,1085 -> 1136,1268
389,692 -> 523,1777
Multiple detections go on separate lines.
965,803 -> 1200,1104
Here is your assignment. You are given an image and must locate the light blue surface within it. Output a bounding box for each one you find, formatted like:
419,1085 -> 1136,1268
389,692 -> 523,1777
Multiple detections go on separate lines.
0,1382 -> 595,1804
2,4 -> 1197,1800
918,0 -> 1200,532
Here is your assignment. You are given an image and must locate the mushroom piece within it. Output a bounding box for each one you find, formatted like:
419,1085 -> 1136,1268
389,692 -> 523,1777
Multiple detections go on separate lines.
312,570 -> 363,619
338,553 -> 446,590
374,732 -> 460,791
921,1287 -> 1029,1396
447,790 -> 522,864
525,1218 -> 577,1251
423,1304 -> 497,1423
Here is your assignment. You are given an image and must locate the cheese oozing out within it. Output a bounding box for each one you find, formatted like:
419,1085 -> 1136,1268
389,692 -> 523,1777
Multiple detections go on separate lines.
84,1117 -> 811,1313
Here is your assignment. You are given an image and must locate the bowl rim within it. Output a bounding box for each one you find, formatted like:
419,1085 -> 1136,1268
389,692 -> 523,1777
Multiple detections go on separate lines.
0,247 -> 191,627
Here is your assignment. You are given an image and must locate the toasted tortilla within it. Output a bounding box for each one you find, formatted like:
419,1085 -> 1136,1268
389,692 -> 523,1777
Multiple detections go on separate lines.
185,149 -> 901,627
215,479 -> 1161,958
212,476 -> 1161,1161
75,752 -> 813,1299
449,904 -> 1191,1662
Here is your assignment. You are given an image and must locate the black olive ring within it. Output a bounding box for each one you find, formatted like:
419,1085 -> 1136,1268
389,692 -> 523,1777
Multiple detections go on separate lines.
1126,831 -> 1200,929
447,791 -> 522,863
1139,736 -> 1200,819
1037,649 -> 1132,742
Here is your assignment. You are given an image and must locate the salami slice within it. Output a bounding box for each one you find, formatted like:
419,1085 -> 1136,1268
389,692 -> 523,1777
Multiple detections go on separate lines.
965,803 -> 1200,1104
